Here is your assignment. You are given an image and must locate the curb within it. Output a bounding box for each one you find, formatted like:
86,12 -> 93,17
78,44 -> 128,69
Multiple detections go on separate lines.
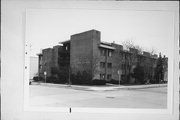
31,82 -> 167,91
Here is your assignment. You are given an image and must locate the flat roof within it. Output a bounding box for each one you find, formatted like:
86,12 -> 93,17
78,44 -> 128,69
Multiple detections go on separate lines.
71,29 -> 100,36
101,41 -> 112,46
99,44 -> 116,50
36,53 -> 42,56
59,40 -> 70,44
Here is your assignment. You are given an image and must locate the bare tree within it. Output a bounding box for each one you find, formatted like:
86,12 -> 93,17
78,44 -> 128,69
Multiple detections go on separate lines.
121,40 -> 145,83
122,40 -> 158,84
148,47 -> 157,56
122,40 -> 135,50
122,40 -> 143,53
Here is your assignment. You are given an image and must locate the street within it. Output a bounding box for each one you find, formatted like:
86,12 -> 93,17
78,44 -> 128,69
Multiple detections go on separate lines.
29,84 -> 167,108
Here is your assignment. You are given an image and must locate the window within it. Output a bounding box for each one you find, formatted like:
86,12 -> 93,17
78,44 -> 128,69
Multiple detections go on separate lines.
123,54 -> 126,60
107,74 -> 112,80
121,64 -> 124,69
100,62 -> 105,68
108,50 -> 112,57
100,74 -> 105,80
40,65 -> 42,70
122,64 -> 126,70
65,46 -> 68,51
107,63 -> 112,69
100,49 -> 106,56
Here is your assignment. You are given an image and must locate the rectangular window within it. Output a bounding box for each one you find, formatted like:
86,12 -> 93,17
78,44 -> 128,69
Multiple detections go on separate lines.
122,64 -> 126,70
100,49 -> 106,56
108,50 -> 112,57
100,74 -> 105,80
65,46 -> 68,51
100,62 -> 105,68
40,65 -> 42,70
107,63 -> 112,69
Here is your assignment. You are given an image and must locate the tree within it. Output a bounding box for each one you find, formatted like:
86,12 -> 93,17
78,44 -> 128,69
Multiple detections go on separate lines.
121,40 -> 158,84
122,40 -> 143,54
149,47 -> 157,55
132,64 -> 145,84
50,65 -> 70,84
122,40 -> 143,83
154,53 -> 164,83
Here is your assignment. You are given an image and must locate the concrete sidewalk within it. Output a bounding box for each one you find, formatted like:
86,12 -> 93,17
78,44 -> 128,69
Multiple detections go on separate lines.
31,82 -> 167,91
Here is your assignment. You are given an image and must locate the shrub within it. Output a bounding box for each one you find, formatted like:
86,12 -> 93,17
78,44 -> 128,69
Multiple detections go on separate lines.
108,79 -> 125,85
92,79 -> 106,85
109,79 -> 119,84
81,71 -> 92,85
58,73 -> 68,83
132,65 -> 145,84
120,75 -> 129,84
149,79 -> 156,84
70,74 -> 77,84
71,71 -> 83,85
46,76 -> 58,83
70,71 -> 92,85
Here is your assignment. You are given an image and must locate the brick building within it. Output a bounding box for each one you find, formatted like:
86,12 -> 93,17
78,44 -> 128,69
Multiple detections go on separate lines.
37,29 -> 167,84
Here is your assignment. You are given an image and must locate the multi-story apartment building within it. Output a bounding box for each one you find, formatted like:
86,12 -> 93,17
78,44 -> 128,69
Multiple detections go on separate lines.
37,44 -> 70,81
37,29 -> 167,84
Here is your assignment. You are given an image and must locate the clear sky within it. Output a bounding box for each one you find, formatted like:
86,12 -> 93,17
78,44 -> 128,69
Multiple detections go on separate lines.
26,9 -> 174,57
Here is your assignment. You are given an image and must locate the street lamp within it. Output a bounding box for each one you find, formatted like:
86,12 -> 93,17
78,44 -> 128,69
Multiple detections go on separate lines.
68,65 -> 71,86
44,71 -> 47,83
117,70 -> 121,86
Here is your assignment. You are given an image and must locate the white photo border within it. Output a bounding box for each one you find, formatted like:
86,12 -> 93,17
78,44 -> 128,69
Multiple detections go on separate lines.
23,1 -> 179,117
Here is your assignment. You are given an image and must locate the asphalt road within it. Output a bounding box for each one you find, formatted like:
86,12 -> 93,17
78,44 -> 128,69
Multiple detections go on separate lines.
29,85 -> 167,108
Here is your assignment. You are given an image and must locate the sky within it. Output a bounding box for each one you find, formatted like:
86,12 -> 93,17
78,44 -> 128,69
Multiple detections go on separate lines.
26,9 -> 175,57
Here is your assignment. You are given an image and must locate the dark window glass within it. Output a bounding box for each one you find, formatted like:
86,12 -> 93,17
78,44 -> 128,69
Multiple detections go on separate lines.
108,50 -> 112,57
100,74 -> 105,80
100,49 -> 106,56
107,63 -> 112,69
100,62 -> 105,68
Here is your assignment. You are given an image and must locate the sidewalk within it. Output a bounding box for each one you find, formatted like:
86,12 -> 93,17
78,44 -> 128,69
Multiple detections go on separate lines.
31,82 -> 167,91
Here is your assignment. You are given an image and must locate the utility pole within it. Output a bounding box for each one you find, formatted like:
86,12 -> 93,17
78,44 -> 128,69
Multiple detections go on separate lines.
118,70 -> 121,86
68,65 -> 71,86
44,71 -> 47,83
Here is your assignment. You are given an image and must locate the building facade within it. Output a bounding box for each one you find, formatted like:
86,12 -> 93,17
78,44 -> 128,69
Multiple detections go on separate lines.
37,29 -> 167,84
